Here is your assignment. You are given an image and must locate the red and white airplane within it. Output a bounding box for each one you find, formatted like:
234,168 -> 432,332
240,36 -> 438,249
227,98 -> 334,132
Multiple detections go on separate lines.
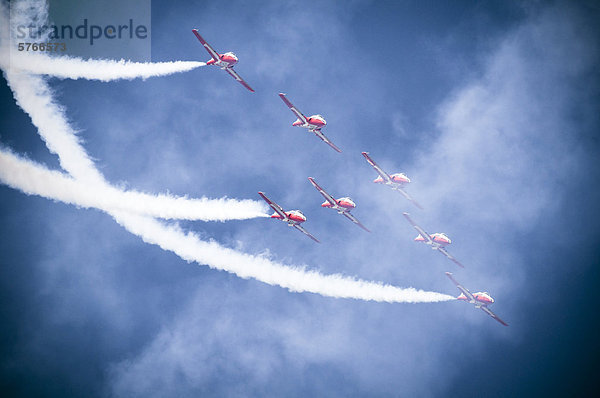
446,272 -> 508,326
403,212 -> 464,268
361,152 -> 422,209
192,29 -> 254,92
278,93 -> 341,153
308,177 -> 370,232
258,192 -> 319,243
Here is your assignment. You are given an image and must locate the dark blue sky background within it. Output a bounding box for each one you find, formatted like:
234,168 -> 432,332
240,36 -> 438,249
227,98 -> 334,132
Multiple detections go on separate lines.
1,0 -> 599,396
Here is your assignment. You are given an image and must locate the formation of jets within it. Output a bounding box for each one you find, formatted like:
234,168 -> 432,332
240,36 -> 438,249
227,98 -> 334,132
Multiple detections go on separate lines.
192,30 -> 508,327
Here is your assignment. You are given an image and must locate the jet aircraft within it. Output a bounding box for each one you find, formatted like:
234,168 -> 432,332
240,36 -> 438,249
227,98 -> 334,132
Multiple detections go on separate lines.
362,152 -> 422,209
446,272 -> 508,326
192,29 -> 254,92
308,177 -> 370,232
279,93 -> 341,153
258,191 -> 319,243
403,212 -> 464,267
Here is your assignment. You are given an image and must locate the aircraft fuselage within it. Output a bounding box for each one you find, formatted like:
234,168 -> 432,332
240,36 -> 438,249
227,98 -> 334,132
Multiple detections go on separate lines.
293,114 -> 326,130
271,210 -> 306,225
206,52 -> 238,68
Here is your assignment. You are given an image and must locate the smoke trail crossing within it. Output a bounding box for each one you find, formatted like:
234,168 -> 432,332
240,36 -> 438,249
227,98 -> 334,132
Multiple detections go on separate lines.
6,71 -> 106,184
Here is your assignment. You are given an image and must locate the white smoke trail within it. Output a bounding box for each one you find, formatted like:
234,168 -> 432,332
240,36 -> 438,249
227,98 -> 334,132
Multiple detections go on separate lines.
0,148 -> 268,221
0,2 -> 204,82
0,148 -> 452,302
114,212 -> 454,303
4,53 -> 206,81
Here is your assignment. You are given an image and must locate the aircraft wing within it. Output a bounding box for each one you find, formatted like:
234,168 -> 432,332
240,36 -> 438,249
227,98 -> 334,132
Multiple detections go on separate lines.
278,93 -> 308,124
438,247 -> 465,268
308,177 -> 337,207
361,152 -> 392,183
192,29 -> 221,61
225,67 -> 255,92
311,129 -> 342,153
402,212 -> 434,244
481,306 -> 509,326
342,211 -> 370,232
293,224 -> 320,243
445,272 -> 475,302
258,192 -> 288,221
396,187 -> 424,210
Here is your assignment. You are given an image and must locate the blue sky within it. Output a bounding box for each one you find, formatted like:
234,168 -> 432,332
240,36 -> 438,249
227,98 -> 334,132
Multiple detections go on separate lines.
1,0 -> 600,396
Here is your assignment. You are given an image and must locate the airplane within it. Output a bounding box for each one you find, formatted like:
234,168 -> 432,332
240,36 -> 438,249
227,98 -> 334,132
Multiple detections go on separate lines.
308,177 -> 370,232
361,152 -> 422,209
446,272 -> 508,326
192,29 -> 254,92
258,191 -> 320,243
278,93 -> 342,153
402,212 -> 464,268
